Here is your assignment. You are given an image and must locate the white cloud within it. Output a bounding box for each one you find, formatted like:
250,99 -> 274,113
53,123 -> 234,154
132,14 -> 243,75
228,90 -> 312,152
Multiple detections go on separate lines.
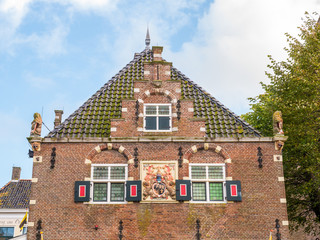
169,0 -> 320,115
0,0 -> 33,52
0,0 -> 119,55
0,0 -> 32,27
48,0 -> 119,12
21,20 -> 69,57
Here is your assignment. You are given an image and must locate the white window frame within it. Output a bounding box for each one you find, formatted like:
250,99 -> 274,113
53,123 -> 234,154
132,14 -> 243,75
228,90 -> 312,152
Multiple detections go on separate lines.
143,103 -> 172,132
90,164 -> 128,204
189,163 -> 226,203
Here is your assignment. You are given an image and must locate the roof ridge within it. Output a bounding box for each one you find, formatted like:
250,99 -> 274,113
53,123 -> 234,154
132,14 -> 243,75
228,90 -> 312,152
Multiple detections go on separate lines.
0,181 -> 11,192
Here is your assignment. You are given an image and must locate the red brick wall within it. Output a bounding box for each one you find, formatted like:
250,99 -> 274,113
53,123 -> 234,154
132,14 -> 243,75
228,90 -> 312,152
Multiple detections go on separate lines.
28,141 -> 289,239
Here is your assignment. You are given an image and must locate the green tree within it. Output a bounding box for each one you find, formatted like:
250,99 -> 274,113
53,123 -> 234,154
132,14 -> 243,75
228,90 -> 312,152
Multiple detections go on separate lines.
242,12 -> 320,235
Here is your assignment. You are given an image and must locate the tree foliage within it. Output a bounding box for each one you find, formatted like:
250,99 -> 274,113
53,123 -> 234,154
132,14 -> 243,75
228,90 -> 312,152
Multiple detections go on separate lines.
242,12 -> 320,235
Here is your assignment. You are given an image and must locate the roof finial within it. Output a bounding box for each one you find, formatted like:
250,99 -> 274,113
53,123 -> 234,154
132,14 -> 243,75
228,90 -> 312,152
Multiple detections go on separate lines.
145,27 -> 150,49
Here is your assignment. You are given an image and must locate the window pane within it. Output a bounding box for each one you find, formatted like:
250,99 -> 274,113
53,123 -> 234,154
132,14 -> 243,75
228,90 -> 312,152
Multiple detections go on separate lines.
158,105 -> 169,115
111,183 -> 125,201
209,182 -> 224,201
0,227 -> 14,237
93,166 -> 108,180
93,183 -> 107,201
110,166 -> 126,179
159,117 -> 170,130
145,117 -> 157,130
208,166 -> 224,179
191,166 -> 206,179
145,106 -> 157,115
192,182 -> 206,201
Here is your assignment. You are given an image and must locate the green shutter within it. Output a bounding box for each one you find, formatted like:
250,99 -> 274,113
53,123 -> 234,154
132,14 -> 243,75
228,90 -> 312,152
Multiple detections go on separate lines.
176,180 -> 191,201
74,181 -> 90,202
226,180 -> 242,202
126,181 -> 141,202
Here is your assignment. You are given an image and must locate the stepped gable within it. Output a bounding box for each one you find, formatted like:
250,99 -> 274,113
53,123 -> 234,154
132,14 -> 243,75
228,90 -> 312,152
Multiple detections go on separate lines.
47,48 -> 261,139
0,180 -> 31,209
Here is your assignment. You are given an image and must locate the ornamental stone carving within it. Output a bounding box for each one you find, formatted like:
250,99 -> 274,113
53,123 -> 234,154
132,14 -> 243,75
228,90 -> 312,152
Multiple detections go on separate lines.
30,113 -> 42,137
141,161 -> 177,201
273,111 -> 284,135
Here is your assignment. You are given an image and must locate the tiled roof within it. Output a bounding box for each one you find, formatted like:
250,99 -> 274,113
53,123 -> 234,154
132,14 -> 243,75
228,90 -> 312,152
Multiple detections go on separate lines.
0,180 -> 31,209
47,49 -> 260,138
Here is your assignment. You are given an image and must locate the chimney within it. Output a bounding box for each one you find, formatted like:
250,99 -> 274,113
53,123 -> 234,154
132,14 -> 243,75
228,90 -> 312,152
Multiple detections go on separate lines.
54,110 -> 63,128
12,167 -> 21,180
152,46 -> 163,61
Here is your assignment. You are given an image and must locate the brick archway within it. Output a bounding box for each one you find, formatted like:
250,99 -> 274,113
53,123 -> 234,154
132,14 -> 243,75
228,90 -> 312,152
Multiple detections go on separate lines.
139,88 -> 176,103
183,143 -> 231,162
181,143 -> 232,179
84,143 -> 134,164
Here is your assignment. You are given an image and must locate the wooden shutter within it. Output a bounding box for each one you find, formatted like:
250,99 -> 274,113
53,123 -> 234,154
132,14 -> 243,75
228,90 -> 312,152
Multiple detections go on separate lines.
126,181 -> 141,202
176,180 -> 191,201
74,181 -> 90,202
226,180 -> 242,202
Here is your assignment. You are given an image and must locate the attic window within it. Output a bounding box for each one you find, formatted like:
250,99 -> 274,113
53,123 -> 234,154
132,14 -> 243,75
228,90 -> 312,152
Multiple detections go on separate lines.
144,104 -> 171,131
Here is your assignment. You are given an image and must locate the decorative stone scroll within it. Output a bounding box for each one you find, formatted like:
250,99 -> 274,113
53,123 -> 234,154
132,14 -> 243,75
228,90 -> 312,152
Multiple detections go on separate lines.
141,161 -> 177,202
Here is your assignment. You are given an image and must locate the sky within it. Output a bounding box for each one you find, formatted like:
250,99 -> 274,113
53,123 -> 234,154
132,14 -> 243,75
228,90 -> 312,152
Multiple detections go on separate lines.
0,0 -> 319,187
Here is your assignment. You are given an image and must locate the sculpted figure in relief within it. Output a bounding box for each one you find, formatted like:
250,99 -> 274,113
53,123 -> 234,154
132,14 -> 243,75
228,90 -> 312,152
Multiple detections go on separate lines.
30,113 -> 42,136
273,111 -> 284,135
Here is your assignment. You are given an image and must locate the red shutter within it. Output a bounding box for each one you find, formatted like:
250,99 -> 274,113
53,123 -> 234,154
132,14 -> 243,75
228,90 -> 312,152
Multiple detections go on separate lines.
176,180 -> 191,201
126,181 -> 142,202
226,181 -> 242,202
75,181 -> 90,202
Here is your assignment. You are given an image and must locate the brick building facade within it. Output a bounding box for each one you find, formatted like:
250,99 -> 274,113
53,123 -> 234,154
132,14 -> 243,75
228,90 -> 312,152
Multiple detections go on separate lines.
27,37 -> 289,239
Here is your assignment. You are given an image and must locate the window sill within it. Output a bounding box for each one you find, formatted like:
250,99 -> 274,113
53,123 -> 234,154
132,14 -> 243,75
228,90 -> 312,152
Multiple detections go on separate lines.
85,201 -> 127,205
143,130 -> 172,132
189,201 -> 227,204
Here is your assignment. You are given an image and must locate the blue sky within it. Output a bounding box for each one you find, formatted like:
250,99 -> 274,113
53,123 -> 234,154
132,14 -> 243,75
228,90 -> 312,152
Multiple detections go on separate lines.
0,0 -> 319,187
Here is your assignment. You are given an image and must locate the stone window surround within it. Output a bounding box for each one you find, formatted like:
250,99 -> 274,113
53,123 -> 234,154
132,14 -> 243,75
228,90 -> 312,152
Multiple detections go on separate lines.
189,163 -> 226,203
143,103 -> 172,132
90,164 -> 128,204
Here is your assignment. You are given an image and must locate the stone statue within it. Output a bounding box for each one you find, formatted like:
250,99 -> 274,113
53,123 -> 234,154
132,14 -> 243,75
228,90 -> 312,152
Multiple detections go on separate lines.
30,113 -> 42,136
273,111 -> 284,135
